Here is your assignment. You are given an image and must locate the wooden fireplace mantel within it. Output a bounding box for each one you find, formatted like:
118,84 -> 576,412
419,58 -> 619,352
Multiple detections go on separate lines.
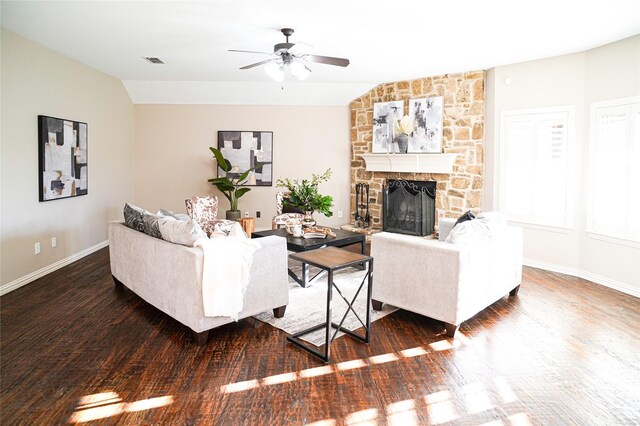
358,153 -> 457,174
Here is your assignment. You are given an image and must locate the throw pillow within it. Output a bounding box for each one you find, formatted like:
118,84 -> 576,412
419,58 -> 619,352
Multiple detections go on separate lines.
158,218 -> 207,247
158,209 -> 191,222
142,212 -> 164,239
123,203 -> 147,233
185,196 -> 219,236
445,219 -> 490,244
475,211 -> 507,237
454,210 -> 476,228
210,221 -> 248,239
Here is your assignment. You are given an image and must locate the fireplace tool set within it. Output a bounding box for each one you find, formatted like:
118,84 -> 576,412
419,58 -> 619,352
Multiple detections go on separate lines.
354,183 -> 371,228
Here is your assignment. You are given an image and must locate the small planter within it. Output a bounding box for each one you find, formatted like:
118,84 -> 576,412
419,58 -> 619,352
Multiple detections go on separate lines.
226,210 -> 241,221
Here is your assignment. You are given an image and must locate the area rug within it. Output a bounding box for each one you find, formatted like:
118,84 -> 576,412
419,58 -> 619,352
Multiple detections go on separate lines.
253,267 -> 397,347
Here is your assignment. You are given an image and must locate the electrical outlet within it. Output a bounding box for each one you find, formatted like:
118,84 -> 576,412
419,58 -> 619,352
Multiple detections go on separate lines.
256,211 -> 261,218
51,237 -> 57,248
35,242 -> 41,255
244,211 -> 249,218
338,211 -> 343,218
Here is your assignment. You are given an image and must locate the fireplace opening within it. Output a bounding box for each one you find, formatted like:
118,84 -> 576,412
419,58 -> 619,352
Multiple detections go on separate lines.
382,179 -> 436,237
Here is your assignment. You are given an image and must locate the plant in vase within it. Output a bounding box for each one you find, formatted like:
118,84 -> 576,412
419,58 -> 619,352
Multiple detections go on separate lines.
394,115 -> 414,154
276,169 -> 333,227
207,147 -> 255,220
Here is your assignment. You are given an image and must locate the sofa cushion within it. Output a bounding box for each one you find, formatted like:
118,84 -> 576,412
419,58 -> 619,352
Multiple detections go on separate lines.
454,210 -> 475,228
185,196 -> 219,236
476,211 -> 508,237
142,212 -> 164,239
158,217 -> 207,246
124,203 -> 147,233
158,209 -> 191,221
210,221 -> 248,239
445,219 -> 490,244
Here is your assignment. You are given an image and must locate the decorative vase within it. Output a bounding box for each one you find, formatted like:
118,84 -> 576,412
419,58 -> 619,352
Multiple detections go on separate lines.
302,211 -> 316,227
397,134 -> 409,154
226,210 -> 241,221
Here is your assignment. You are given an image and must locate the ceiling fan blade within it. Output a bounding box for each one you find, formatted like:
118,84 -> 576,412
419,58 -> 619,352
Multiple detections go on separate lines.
303,54 -> 350,67
240,58 -> 277,70
229,49 -> 273,56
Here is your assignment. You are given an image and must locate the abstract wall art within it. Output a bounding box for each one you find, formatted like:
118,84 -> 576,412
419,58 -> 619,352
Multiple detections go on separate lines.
217,131 -> 273,186
372,100 -> 404,153
408,96 -> 444,153
38,115 -> 88,201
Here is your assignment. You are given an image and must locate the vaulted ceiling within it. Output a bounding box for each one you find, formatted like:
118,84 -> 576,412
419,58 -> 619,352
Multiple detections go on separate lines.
2,1 -> 639,104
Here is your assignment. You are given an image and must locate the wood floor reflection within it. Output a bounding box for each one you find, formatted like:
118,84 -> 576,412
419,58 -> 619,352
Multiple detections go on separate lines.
1,248 -> 639,424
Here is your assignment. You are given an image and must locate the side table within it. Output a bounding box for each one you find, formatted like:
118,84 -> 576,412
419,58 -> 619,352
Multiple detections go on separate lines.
237,217 -> 255,237
287,247 -> 374,363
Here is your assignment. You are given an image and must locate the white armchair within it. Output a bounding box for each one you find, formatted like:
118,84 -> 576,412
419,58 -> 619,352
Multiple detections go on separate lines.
370,223 -> 523,337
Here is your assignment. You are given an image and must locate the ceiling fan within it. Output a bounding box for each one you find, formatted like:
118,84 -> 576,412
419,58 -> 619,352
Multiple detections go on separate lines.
229,28 -> 350,82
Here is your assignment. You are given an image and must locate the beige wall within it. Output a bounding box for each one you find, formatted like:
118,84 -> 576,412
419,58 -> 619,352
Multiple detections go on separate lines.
0,30 -> 134,288
484,35 -> 640,295
133,105 -> 350,231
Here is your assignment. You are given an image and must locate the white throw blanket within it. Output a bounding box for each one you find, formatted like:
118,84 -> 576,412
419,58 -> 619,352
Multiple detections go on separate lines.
194,237 -> 260,320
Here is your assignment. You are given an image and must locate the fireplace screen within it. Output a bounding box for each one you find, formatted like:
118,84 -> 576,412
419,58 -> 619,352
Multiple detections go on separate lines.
382,179 -> 436,237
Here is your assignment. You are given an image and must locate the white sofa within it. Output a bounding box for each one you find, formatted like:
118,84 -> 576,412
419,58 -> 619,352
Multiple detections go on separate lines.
109,222 -> 289,344
370,224 -> 523,337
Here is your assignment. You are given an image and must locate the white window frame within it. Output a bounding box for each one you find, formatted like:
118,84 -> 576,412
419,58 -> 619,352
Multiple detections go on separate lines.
586,95 -> 640,247
499,106 -> 575,230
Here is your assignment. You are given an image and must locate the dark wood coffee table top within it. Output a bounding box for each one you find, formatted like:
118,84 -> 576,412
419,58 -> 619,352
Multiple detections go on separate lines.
252,227 -> 365,252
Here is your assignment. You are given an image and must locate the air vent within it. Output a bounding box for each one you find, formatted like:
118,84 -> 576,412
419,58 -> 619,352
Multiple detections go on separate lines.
143,57 -> 165,64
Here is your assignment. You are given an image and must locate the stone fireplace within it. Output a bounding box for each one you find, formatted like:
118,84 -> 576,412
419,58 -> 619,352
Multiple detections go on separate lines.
349,71 -> 485,230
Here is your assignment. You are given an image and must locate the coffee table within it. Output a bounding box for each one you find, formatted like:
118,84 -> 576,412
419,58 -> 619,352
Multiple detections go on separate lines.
252,227 -> 366,287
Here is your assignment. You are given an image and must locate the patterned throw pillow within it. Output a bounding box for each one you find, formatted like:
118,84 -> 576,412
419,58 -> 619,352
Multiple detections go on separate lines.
209,220 -> 247,239
158,218 -> 207,246
185,196 -> 219,236
142,212 -> 164,239
123,203 -> 146,233
158,209 -> 191,221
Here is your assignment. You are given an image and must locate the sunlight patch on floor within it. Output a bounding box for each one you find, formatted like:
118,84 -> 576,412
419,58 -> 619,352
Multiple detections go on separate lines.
220,338 -> 468,395
386,399 -> 418,425
68,392 -> 173,423
463,382 -> 494,414
425,390 -> 460,425
345,408 -> 378,425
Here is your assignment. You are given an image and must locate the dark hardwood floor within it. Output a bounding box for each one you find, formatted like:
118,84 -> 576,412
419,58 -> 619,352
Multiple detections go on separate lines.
1,248 -> 639,425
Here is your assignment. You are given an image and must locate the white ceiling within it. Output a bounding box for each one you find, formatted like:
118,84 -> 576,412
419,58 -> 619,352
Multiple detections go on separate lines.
2,0 -> 639,103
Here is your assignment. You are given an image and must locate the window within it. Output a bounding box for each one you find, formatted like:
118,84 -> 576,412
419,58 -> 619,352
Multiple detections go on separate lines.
500,107 -> 573,228
587,96 -> 640,243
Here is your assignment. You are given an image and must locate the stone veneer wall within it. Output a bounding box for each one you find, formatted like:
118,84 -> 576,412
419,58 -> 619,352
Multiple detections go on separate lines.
349,71 -> 485,229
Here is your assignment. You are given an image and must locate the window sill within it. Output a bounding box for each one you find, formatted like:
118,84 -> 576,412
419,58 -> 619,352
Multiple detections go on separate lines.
585,231 -> 640,249
507,220 -> 572,234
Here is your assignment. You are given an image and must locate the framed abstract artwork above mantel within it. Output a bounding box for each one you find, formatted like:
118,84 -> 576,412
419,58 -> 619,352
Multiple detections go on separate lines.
217,131 -> 273,186
408,96 -> 444,153
372,100 -> 404,153
38,115 -> 88,202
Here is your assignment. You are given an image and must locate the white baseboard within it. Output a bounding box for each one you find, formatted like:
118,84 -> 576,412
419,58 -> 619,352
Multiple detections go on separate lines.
0,240 -> 109,296
523,258 -> 640,298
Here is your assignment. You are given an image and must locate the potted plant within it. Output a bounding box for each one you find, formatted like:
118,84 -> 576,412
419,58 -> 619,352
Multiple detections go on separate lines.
276,169 -> 333,226
207,147 -> 254,220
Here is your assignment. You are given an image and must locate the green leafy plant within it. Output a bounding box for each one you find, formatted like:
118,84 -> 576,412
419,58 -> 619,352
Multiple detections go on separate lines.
276,169 -> 334,217
207,147 -> 254,212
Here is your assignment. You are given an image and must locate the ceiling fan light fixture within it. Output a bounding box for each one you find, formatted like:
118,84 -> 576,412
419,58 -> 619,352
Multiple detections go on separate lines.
290,60 -> 311,81
265,61 -> 284,82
